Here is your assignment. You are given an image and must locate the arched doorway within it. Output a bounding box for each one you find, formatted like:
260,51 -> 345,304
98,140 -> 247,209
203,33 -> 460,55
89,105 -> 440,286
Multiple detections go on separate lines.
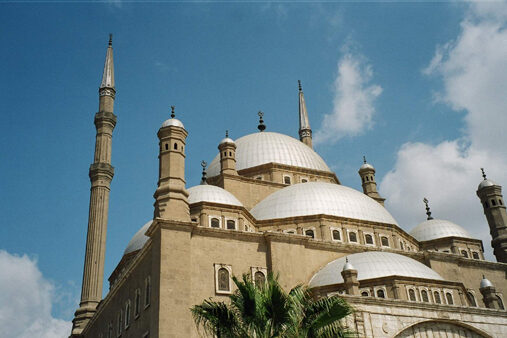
395,320 -> 490,338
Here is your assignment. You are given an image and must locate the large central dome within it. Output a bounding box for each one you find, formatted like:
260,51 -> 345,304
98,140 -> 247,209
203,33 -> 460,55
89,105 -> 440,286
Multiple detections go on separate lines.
207,132 -> 331,177
250,182 -> 398,225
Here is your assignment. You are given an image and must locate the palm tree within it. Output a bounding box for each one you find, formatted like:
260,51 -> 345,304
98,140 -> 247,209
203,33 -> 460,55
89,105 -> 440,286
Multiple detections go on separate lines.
191,273 -> 354,338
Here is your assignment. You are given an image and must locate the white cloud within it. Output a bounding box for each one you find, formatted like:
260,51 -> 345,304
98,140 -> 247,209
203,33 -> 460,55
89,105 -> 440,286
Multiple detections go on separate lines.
380,2 -> 507,260
314,50 -> 382,145
0,250 -> 71,338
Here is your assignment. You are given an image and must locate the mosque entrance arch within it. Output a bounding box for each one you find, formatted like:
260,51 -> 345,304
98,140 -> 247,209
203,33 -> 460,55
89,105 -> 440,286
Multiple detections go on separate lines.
394,320 -> 491,338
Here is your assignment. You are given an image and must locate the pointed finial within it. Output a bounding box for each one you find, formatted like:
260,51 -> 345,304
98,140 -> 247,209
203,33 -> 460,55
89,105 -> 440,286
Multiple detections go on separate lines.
481,168 -> 487,180
171,106 -> 175,118
201,160 -> 208,185
108,33 -> 113,46
225,130 -> 229,138
363,156 -> 367,164
258,111 -> 266,132
298,80 -> 302,92
423,197 -> 433,220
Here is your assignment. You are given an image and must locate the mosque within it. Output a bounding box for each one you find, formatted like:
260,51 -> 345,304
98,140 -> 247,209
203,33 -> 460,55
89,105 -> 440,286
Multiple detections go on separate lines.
71,37 -> 507,337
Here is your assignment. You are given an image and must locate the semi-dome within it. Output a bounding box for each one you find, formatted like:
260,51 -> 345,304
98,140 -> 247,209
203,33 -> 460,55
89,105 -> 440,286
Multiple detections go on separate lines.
250,182 -> 398,225
161,118 -> 184,128
309,251 -> 444,288
187,185 -> 243,206
410,219 -> 473,242
207,132 -> 331,177
124,220 -> 152,255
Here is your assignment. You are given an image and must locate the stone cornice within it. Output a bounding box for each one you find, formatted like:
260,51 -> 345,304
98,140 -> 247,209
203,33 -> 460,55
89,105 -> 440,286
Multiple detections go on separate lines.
94,111 -> 117,127
340,293 -> 507,318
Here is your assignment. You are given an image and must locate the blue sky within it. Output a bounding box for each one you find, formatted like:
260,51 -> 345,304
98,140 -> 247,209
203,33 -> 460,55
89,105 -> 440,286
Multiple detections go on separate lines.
1,2 -> 507,336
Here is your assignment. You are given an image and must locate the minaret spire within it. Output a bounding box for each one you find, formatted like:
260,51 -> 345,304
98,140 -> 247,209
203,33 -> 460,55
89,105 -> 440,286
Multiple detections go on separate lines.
72,35 -> 117,336
298,80 -> 313,148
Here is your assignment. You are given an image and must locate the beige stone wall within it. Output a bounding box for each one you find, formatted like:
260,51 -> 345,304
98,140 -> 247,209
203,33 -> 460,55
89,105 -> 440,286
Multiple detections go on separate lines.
83,245 -> 156,338
345,296 -> 507,337
427,256 -> 506,308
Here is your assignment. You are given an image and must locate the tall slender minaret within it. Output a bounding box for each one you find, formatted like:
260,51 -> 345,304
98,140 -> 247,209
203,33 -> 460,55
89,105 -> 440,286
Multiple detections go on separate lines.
298,80 -> 313,148
72,35 -> 117,336
477,168 -> 507,263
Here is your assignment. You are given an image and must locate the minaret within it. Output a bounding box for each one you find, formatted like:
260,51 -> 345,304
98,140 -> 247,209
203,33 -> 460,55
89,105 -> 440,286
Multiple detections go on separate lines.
358,156 -> 385,206
219,130 -> 238,175
298,80 -> 313,148
153,106 -> 190,222
476,168 -> 507,263
341,258 -> 359,296
72,35 -> 117,335
479,276 -> 502,309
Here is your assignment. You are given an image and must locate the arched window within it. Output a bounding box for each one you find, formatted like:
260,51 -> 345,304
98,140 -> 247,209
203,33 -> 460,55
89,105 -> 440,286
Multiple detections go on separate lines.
434,291 -> 441,304
229,152 -> 232,156
498,295 -> 505,310
365,234 -> 373,244
145,276 -> 151,307
210,218 -> 220,228
305,229 -> 314,238
400,241 -> 404,250
349,232 -> 357,242
301,178 -> 308,183
409,289 -> 416,301
361,291 -> 369,297
108,323 -> 113,338
218,268 -> 230,291
165,143 -> 168,150
491,199 -> 497,206
472,252 -> 480,259
467,292 -> 477,307
362,177 -> 365,183
461,250 -> 469,258
484,201 -> 489,208
254,271 -> 266,287
173,143 -> 178,150
381,236 -> 389,247
226,220 -> 236,230
284,176 -> 291,184
332,230 -> 341,241
118,309 -> 123,334
376,289 -> 385,298
134,289 -> 141,317
446,292 -> 454,305
366,176 -> 369,181
499,199 -> 503,205
125,300 -> 131,328
421,290 -> 429,302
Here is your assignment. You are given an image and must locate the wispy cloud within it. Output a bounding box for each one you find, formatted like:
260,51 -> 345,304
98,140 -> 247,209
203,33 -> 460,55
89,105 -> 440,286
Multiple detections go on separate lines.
380,1 -> 507,260
314,47 -> 382,145
0,250 -> 71,338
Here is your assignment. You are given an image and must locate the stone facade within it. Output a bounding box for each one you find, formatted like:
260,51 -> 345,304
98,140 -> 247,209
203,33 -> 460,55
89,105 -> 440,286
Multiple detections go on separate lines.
72,40 -> 507,338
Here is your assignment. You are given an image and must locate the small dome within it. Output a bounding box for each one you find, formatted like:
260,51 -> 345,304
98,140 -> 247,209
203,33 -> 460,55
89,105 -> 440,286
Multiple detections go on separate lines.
188,185 -> 243,206
410,219 -> 473,242
161,118 -> 185,128
359,163 -> 375,171
478,179 -> 496,190
480,276 -> 494,288
219,137 -> 235,145
342,260 -> 355,272
309,251 -> 444,288
250,182 -> 398,225
124,220 -> 152,255
207,132 -> 331,177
